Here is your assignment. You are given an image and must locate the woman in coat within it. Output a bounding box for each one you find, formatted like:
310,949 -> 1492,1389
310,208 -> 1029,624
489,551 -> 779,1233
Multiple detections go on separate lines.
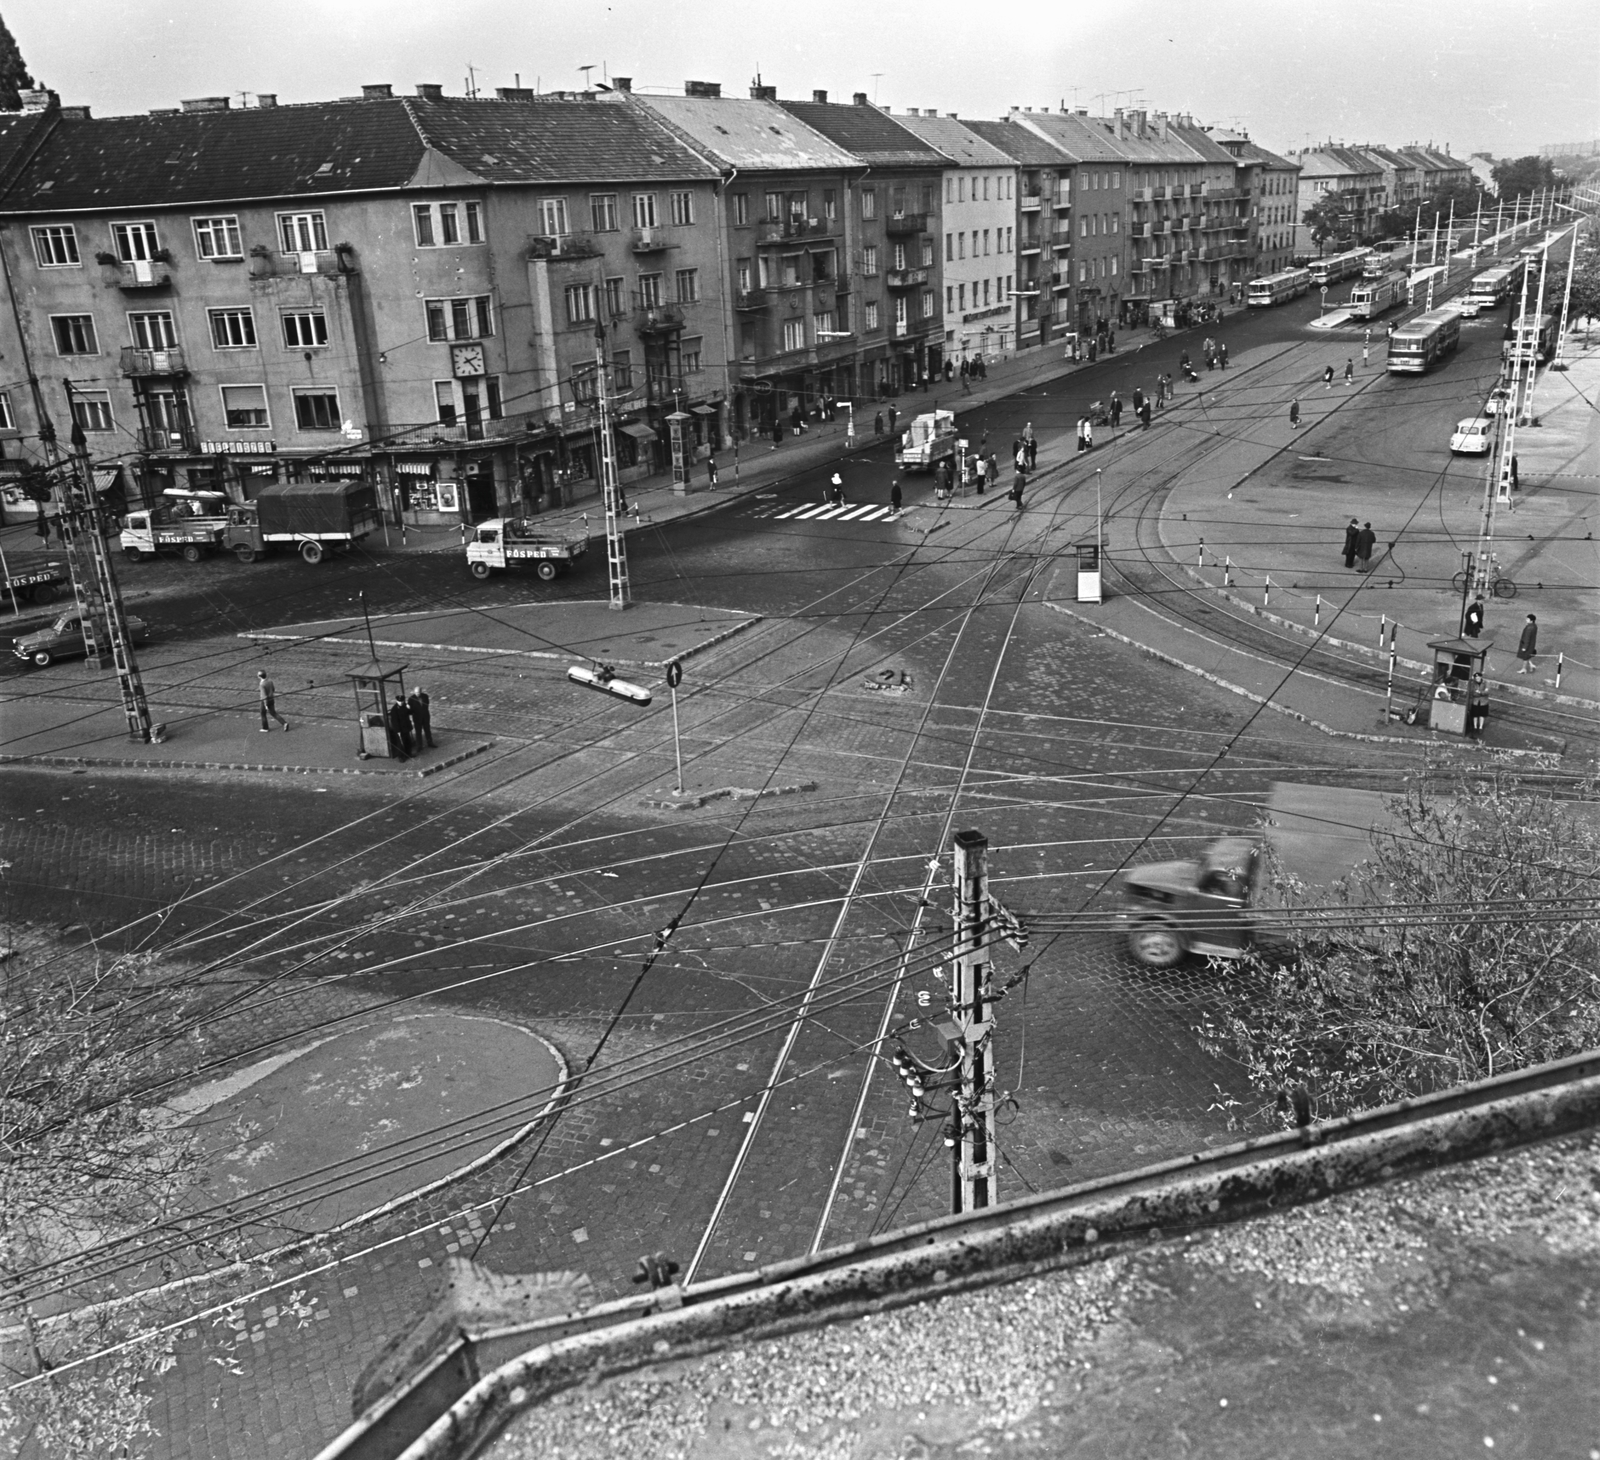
1517,614 -> 1538,673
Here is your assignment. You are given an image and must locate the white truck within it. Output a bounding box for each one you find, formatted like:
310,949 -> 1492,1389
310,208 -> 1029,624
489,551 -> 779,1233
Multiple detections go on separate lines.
1115,783 -> 1402,967
467,518 -> 589,581
893,410 -> 958,472
120,490 -> 229,562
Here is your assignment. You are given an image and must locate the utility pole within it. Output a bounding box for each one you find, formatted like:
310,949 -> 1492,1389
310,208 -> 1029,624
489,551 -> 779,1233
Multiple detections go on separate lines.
592,319 -> 630,610
948,830 -> 997,1214
1551,216 -> 1582,372
1519,239 -> 1553,428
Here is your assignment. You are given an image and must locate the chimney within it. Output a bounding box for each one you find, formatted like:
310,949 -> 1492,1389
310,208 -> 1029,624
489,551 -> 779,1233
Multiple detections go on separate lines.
812,89 -> 828,104
685,80 -> 722,99
750,83 -> 777,101
181,96 -> 231,112
853,92 -> 869,106
19,87 -> 57,113
946,112 -> 957,119
256,93 -> 278,108
496,87 -> 534,101
361,84 -> 393,100
1076,107 -> 1088,116
58,105 -> 91,121
415,83 -> 444,101
612,77 -> 632,92
1113,106 -> 1125,139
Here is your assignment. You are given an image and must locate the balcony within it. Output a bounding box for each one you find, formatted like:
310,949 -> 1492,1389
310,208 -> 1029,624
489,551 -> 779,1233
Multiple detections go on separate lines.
636,303 -> 685,334
139,424 -> 196,454
1050,230 -> 1073,250
121,345 -> 188,377
1202,185 -> 1246,202
1018,236 -> 1042,255
1053,192 -> 1072,211
1019,192 -> 1043,212
884,266 -> 929,290
734,289 -> 768,311
883,212 -> 927,237
527,232 -> 604,261
630,229 -> 676,255
103,258 -> 172,290
1131,187 -> 1154,203
757,216 -> 837,245
1188,182 -> 1204,198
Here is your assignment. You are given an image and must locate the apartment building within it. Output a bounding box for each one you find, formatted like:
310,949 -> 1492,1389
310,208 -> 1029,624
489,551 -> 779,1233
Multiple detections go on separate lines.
1206,129 -> 1301,279
893,111 -> 1019,362
1291,147 -> 1387,254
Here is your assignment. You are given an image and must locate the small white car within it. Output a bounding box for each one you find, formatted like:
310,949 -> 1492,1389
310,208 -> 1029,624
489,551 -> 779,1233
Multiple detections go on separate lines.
1450,417 -> 1492,455
1484,386 -> 1511,416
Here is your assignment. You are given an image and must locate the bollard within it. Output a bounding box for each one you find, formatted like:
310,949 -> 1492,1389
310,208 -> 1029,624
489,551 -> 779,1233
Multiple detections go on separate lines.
1263,576 -> 1270,610
1384,642 -> 1397,724
1198,541 -> 1205,570
1314,594 -> 1321,630
1379,614 -> 1386,651
1555,652 -> 1563,691
1224,555 -> 1232,588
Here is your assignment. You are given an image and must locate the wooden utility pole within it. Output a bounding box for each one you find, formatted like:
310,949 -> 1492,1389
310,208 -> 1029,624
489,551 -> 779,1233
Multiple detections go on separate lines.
949,830 -> 997,1213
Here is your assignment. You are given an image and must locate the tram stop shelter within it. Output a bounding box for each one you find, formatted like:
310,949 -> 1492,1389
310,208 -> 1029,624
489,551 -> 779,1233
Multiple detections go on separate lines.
1425,637 -> 1491,737
347,660 -> 408,759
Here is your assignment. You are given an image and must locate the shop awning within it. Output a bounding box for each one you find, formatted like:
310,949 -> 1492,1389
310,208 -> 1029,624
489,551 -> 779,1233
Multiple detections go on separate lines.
620,423 -> 657,442
690,404 -> 717,416
92,468 -> 121,494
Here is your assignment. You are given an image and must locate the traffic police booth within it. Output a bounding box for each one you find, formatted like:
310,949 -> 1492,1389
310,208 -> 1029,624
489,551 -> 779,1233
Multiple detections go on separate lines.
348,660 -> 409,759
1425,637 -> 1491,737
1075,539 -> 1103,604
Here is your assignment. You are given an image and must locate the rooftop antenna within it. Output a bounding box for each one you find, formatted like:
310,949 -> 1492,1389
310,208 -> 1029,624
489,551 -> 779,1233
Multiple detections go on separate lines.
234,90 -> 255,109
870,72 -> 883,104
578,64 -> 597,90
464,64 -> 479,99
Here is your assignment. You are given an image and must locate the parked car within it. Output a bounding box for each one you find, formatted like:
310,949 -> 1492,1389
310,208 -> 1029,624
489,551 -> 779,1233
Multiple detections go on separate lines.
1484,386 -> 1511,416
13,610 -> 148,667
1450,417 -> 1493,455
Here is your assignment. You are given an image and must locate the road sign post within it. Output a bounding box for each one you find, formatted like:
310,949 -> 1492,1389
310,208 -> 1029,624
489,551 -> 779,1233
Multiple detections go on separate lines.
666,659 -> 684,793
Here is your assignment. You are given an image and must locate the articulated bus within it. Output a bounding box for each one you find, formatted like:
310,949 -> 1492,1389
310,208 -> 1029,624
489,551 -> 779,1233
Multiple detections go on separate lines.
1467,266 -> 1516,309
1506,313 -> 1556,364
1246,268 -> 1313,307
1387,308 -> 1462,374
1308,249 -> 1371,286
1347,275 -> 1404,321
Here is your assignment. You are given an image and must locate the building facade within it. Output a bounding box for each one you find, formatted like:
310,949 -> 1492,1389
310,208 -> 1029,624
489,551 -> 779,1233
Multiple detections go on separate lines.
1205,129 -> 1301,280
1291,147 -> 1387,255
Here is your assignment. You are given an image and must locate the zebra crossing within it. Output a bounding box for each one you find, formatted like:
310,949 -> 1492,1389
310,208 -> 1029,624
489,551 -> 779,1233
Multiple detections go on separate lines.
743,499 -> 907,526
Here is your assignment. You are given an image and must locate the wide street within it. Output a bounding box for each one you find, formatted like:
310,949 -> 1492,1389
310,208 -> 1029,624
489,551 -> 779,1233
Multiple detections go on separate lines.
1,267 -> 1583,1459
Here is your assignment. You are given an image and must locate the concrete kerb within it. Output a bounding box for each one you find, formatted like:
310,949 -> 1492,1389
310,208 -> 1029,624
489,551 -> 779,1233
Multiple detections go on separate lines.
384,1054 -> 1600,1460
0,741 -> 494,778
639,779 -> 818,812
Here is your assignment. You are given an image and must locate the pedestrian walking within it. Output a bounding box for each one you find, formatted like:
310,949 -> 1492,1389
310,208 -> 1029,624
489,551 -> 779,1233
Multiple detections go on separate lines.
1110,392 -> 1123,428
1342,517 -> 1360,569
874,411 -> 884,437
790,406 -> 805,435
1132,386 -> 1144,413
887,406 -> 898,435
1026,435 -> 1038,469
1075,418 -> 1087,453
1361,344 -> 1370,367
388,693 -> 415,757
1463,597 -> 1485,638
408,686 -> 436,748
1323,364 -> 1335,388
256,670 -> 288,731
890,479 -> 903,515
985,452 -> 998,491
1516,613 -> 1538,673
1139,400 -> 1152,430
1354,521 -> 1376,573
1289,398 -> 1301,429
1344,358 -> 1354,384
1083,418 -> 1094,452
771,419 -> 784,449
1011,465 -> 1026,509
1219,341 -> 1228,369
706,455 -> 719,487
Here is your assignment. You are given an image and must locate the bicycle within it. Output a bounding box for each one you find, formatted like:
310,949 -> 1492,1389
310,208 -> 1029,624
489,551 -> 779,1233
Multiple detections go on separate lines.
1452,555 -> 1517,600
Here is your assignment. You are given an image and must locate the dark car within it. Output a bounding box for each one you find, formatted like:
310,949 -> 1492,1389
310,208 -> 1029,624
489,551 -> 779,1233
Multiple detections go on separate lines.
13,611 -> 149,667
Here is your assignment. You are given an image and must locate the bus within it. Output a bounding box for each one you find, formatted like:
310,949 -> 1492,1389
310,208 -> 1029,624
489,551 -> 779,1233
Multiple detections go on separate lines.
1246,268 -> 1313,307
1387,308 -> 1462,374
1309,249 -> 1372,286
1347,275 -> 1404,321
1466,266 -> 1516,309
1505,313 -> 1556,364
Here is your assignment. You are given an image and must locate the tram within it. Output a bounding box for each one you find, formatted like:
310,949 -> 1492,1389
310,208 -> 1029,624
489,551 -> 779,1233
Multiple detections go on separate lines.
1386,308 -> 1462,374
1347,275 -> 1403,321
1246,268 -> 1313,307
1309,248 -> 1372,287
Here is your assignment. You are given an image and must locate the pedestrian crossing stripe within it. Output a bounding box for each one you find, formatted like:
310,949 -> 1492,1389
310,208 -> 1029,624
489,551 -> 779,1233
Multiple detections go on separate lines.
771,502 -> 899,522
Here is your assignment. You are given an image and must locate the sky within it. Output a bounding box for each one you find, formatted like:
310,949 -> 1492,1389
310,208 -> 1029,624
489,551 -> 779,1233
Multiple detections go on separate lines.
7,0 -> 1596,161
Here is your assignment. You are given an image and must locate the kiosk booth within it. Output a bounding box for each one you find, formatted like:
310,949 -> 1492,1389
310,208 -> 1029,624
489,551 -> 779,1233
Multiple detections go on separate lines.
1425,637 -> 1490,737
347,660 -> 409,759
1076,539 -> 1103,604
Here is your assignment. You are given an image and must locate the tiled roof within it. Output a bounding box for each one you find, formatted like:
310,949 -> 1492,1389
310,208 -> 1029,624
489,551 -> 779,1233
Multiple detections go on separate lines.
890,114 -> 1016,168
628,95 -> 857,172
1013,112 -> 1127,164
1168,123 -> 1240,167
1230,139 -> 1299,171
409,98 -> 718,183
777,100 -> 945,167
959,119 -> 1073,167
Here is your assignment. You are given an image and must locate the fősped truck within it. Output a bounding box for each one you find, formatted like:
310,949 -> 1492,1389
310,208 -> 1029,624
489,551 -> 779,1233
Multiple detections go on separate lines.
1115,783 -> 1402,967
893,410 -> 958,472
466,518 -> 589,580
120,490 -> 229,561
121,482 -> 378,565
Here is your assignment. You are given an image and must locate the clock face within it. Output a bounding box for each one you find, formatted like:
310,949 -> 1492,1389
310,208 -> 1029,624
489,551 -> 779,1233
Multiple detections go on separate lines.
451,343 -> 486,377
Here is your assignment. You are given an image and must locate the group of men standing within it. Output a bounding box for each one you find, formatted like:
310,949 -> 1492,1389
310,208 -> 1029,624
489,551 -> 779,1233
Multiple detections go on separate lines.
385,688 -> 435,760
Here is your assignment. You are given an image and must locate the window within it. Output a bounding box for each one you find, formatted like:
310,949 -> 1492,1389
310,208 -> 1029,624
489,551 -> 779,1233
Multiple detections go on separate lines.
970,230 -> 978,256
958,283 -> 966,310
465,201 -> 483,243
480,378 -> 503,419
424,295 -> 494,341
1078,259 -> 1087,282
946,233 -> 954,262
282,310 -> 329,348
735,259 -> 752,293
739,321 -> 756,357
31,225 -> 80,268
958,233 -> 965,260
292,388 -> 340,431
669,191 -> 694,226
813,311 -> 835,338
639,273 -> 664,308
1006,226 -> 1013,252
539,198 -> 569,237
675,268 -> 699,303
862,244 -> 879,276
51,315 -> 99,355
413,204 -> 435,247
438,203 -> 461,244
1112,171 -> 1121,189
127,311 -> 177,350
892,242 -> 907,271
732,192 -> 750,225
604,276 -> 627,318
591,193 -> 619,232
823,189 -> 837,221
861,187 -> 876,220
921,238 -> 934,267
864,301 -> 880,330
278,211 -> 328,253
764,191 -> 783,222
894,296 -> 908,329
570,365 -> 598,404
564,284 -> 594,325
111,221 -> 159,262
612,350 -> 632,389
413,202 -> 483,247
982,176 -> 990,201
782,318 -> 805,353
922,290 -> 936,319
982,229 -> 990,256
192,216 -> 243,259
0,393 -> 11,431
958,177 -> 966,203
1111,213 -> 1120,233
681,337 -> 703,373
1110,256 -> 1119,276
946,285 -> 954,312
220,384 -> 270,428
945,178 -> 954,204
983,280 -> 990,306
1080,217 -> 1089,238
70,389 -> 113,432
632,193 -> 658,229
208,308 -> 257,349
434,380 -> 458,425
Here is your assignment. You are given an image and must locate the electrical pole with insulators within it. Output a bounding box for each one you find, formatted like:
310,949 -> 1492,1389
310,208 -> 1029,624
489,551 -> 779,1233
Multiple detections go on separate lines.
592,316 -> 630,610
949,829 -> 997,1214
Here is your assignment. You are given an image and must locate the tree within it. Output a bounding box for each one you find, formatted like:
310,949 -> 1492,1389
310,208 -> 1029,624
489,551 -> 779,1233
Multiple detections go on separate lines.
0,15 -> 32,110
1566,247 -> 1600,342
1491,155 -> 1559,201
1418,180 -> 1492,232
1196,780 -> 1600,1126
1372,209 -> 1410,243
1302,194 -> 1352,255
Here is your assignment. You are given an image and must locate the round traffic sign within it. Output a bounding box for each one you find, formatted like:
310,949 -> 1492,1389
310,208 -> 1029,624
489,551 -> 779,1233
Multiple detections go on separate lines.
665,660 -> 683,689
